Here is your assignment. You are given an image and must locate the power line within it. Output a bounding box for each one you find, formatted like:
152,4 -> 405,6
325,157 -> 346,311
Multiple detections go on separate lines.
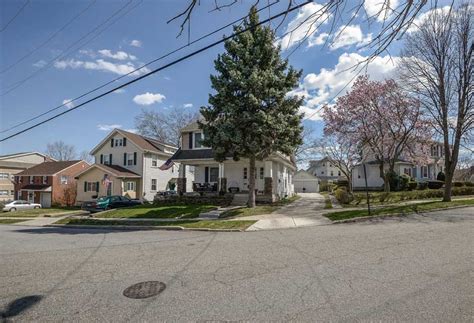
1,0 -> 279,134
0,1 -> 311,142
1,0 -> 141,96
1,0 -> 97,74
0,0 -> 30,32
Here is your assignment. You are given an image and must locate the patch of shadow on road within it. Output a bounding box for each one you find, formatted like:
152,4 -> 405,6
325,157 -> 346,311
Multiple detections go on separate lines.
1,295 -> 42,321
350,213 -> 473,225
12,227 -> 156,235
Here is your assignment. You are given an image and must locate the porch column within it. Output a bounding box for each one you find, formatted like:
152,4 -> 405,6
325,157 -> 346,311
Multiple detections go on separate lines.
218,163 -> 227,193
264,160 -> 273,195
177,164 -> 187,195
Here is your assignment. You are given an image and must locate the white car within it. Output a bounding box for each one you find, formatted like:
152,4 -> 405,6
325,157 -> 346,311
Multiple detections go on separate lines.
2,200 -> 42,212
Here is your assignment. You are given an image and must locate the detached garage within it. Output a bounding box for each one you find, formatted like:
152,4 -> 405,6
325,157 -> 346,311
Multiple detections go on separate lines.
293,170 -> 319,193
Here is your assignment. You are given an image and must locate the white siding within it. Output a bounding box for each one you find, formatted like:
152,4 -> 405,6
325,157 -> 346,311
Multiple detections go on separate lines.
142,153 -> 178,201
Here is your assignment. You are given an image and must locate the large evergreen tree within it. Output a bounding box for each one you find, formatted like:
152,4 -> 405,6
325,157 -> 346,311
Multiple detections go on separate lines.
200,7 -> 303,207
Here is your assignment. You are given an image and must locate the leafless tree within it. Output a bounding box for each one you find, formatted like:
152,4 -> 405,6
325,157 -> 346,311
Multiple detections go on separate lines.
45,141 -> 77,161
169,0 -> 430,64
295,125 -> 321,167
79,150 -> 94,164
319,135 -> 360,193
399,3 -> 473,201
134,107 -> 200,146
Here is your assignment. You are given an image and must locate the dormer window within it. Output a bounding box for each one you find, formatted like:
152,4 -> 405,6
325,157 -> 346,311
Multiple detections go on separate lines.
115,139 -> 123,146
194,132 -> 203,148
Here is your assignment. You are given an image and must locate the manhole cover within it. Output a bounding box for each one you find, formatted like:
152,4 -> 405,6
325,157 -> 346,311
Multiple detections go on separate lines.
123,281 -> 166,299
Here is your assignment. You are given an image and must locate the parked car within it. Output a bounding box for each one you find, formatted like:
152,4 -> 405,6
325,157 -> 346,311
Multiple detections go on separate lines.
81,195 -> 142,213
2,200 -> 42,212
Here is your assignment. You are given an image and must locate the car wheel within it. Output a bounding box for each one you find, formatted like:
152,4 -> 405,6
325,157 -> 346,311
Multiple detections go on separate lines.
9,208 -> 16,212
34,206 -> 40,209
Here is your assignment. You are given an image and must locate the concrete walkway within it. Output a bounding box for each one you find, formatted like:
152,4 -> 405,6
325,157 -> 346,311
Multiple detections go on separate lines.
245,193 -> 332,231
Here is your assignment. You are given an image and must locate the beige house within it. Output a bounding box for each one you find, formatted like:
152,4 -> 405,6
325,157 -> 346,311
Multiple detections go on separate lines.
170,121 -> 296,202
75,129 -> 192,204
0,152 -> 53,202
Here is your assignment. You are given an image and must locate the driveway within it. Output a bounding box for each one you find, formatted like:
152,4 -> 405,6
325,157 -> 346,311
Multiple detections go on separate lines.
246,193 -> 332,231
1,207 -> 472,321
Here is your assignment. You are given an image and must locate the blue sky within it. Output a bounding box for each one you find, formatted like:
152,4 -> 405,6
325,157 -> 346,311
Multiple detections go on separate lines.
0,0 -> 445,156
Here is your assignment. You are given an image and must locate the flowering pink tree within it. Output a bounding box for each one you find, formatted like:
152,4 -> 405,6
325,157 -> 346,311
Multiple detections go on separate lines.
323,76 -> 432,192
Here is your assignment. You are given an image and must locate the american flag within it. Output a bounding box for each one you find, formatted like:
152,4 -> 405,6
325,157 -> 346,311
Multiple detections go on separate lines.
159,158 -> 175,170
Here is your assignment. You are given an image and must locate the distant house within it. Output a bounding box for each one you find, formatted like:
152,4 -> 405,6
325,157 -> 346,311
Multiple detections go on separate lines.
352,142 -> 445,190
75,129 -> 193,204
170,121 -> 296,202
306,157 -> 341,182
293,170 -> 319,193
14,160 -> 89,207
0,152 -> 53,202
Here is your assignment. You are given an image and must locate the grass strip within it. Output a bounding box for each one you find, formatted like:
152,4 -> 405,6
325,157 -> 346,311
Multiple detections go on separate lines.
55,218 -> 256,230
0,218 -> 30,224
325,199 -> 474,221
221,195 -> 301,218
96,204 -> 217,219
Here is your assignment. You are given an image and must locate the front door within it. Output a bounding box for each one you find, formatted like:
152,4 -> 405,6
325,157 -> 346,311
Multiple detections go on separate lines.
40,192 -> 52,208
28,192 -> 34,203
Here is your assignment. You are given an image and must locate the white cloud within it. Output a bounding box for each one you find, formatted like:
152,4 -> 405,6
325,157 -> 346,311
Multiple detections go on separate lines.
183,103 -> 193,108
130,39 -> 142,47
278,2 -> 330,50
330,25 -> 372,50
97,124 -> 122,131
54,58 -> 150,76
62,99 -> 75,109
364,0 -> 400,22
299,52 -> 399,118
133,92 -> 166,105
407,6 -> 451,33
308,32 -> 328,47
98,49 -> 136,61
33,60 -> 47,68
124,128 -> 137,133
299,105 -> 323,121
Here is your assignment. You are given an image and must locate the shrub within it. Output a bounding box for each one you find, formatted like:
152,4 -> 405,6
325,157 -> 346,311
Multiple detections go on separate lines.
378,192 -> 390,203
464,182 -> 474,187
428,180 -> 444,189
453,181 -> 464,187
334,187 -> 352,204
336,178 -> 349,188
407,181 -> 418,191
437,171 -> 446,181
452,186 -> 474,196
417,182 -> 428,190
399,174 -> 411,191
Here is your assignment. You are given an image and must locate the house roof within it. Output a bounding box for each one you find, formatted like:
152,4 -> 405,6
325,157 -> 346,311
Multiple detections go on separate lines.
180,119 -> 204,133
21,184 -> 51,190
90,129 -> 177,155
0,151 -> 53,161
17,161 -> 84,176
75,163 -> 141,178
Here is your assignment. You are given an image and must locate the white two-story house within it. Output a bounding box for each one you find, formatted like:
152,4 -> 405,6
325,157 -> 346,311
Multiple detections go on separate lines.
170,121 -> 296,202
352,142 -> 446,190
75,129 -> 193,203
306,157 -> 342,182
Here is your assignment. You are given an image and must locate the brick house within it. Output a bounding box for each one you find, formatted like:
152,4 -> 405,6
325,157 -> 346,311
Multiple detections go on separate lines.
14,160 -> 89,207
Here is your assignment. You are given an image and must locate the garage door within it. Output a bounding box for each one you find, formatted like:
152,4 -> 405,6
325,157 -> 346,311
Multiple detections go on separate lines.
294,180 -> 319,193
40,192 -> 52,208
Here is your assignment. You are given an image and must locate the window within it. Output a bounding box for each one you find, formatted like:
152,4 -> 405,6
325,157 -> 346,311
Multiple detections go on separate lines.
209,167 -> 219,182
243,168 -> 248,180
151,179 -> 157,191
87,182 -> 97,192
151,155 -> 158,167
127,153 -> 134,166
29,176 -> 34,184
260,167 -> 264,179
126,181 -> 135,191
322,163 -> 325,166
10,190 -> 14,196
103,154 -> 110,165
42,176 -> 48,184
338,171 -> 341,176
321,171 -> 324,174
60,175 -> 68,185
330,171 -> 333,176
115,139 -> 123,146
0,173 -> 8,179
0,190 -> 8,196
194,132 -> 203,148
422,166 -> 428,178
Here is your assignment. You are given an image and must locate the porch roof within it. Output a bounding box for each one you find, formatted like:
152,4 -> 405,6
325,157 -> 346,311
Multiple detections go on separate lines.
171,149 -> 217,160
21,184 -> 51,191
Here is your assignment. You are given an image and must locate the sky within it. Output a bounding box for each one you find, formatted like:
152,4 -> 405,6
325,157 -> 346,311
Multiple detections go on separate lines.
0,0 -> 449,157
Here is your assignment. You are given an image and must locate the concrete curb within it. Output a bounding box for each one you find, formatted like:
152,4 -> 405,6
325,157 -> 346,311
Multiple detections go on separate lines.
46,224 -> 244,233
331,205 -> 474,224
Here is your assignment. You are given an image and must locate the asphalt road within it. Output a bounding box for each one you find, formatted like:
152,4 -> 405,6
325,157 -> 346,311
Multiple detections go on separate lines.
1,207 -> 473,322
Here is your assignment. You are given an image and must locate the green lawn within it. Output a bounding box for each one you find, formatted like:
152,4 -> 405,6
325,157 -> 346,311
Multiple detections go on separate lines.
1,207 -> 80,217
0,218 -> 30,224
221,195 -> 301,218
325,199 -> 474,221
96,204 -> 217,219
55,218 -> 256,230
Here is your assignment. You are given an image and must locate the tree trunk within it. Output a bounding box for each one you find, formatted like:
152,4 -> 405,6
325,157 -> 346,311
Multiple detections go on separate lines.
248,156 -> 256,208
443,171 -> 453,202
379,163 -> 390,192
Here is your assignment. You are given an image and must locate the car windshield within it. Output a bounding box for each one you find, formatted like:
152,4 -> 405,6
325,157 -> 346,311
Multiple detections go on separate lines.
97,197 -> 108,202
